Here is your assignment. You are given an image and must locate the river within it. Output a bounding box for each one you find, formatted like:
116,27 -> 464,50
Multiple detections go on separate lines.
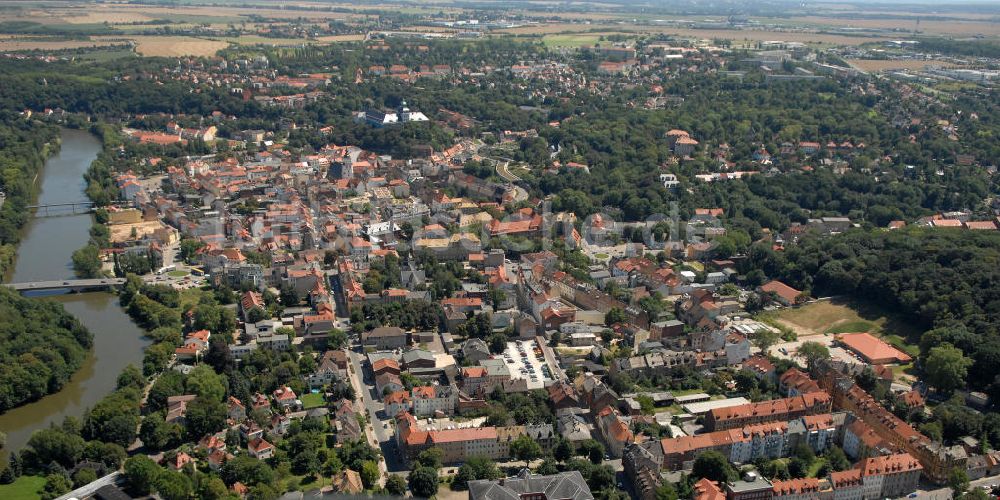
0,128 -> 150,454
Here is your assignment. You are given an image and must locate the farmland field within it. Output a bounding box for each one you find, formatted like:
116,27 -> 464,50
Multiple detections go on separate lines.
104,35 -> 230,57
314,34 -> 366,42
846,59 -> 964,72
501,23 -> 893,46
542,32 -> 630,48
0,36 -> 120,51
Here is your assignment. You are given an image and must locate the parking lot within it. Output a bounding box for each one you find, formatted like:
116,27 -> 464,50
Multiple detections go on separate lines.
771,334 -> 862,367
501,339 -> 555,390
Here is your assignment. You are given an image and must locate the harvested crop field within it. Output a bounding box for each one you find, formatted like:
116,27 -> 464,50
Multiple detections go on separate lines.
96,35 -> 229,57
314,34 -> 366,42
846,59 -> 964,72
60,11 -> 153,24
501,23 -> 890,45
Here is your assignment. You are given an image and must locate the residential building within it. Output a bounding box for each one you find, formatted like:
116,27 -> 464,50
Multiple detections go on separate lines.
412,384 -> 458,417
468,469 -> 593,500
704,392 -> 832,431
362,326 -> 408,349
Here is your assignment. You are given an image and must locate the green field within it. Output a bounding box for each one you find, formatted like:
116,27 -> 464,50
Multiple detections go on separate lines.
0,475 -> 46,500
542,33 -> 604,48
301,392 -> 325,409
167,270 -> 188,278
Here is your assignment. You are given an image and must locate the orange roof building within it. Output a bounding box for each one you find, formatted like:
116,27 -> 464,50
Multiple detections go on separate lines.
836,332 -> 912,364
706,392 -> 831,431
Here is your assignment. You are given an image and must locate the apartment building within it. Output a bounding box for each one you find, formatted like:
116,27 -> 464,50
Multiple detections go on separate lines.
412,384 -> 458,417
705,392 -> 832,431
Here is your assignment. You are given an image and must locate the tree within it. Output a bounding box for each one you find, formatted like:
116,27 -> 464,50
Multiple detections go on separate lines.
408,466 -> 439,498
280,284 -> 299,307
221,456 -> 275,487
198,477 -> 230,500
510,434 -> 543,467
249,482 -> 279,500
453,456 -> 501,490
824,446 -> 851,472
949,467 -> 970,496
487,331 -> 508,355
360,460 -> 380,489
124,455 -> 160,496
204,336 -> 235,374
797,341 -> 830,370
154,469 -> 193,500
116,364 -> 145,391
751,329 -> 780,355
554,437 -> 574,462
385,474 -> 407,495
925,343 -> 973,396
184,396 -> 227,439
578,439 -> 605,464
72,467 -> 97,488
605,307 -> 626,326
692,451 -> 736,483
416,447 -> 444,469
655,483 -> 679,500
72,244 -> 102,278
186,365 -> 226,402
24,427 -> 85,470
41,473 -> 72,500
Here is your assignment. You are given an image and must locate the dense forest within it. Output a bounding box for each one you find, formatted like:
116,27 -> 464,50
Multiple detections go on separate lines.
0,287 -> 92,412
745,228 -> 1000,397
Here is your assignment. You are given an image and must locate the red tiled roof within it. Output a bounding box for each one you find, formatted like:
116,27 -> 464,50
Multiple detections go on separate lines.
837,332 -> 912,364
772,478 -> 820,496
760,280 -> 802,303
694,478 -> 725,500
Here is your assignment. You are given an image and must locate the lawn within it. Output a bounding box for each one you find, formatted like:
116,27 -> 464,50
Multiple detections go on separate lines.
0,475 -> 46,499
301,392 -> 325,409
167,270 -> 188,278
542,33 -> 603,48
807,458 -> 828,478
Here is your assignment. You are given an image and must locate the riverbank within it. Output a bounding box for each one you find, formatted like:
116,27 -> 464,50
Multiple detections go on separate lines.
0,118 -> 62,282
0,128 -> 150,458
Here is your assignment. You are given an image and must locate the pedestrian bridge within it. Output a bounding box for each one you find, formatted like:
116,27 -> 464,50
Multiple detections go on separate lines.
5,278 -> 126,293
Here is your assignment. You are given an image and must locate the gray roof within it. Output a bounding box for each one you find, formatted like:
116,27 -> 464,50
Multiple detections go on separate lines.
401,349 -> 435,364
469,470 -> 593,500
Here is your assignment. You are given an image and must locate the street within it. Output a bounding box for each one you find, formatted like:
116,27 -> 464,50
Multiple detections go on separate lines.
347,348 -> 407,474
912,474 -> 1000,499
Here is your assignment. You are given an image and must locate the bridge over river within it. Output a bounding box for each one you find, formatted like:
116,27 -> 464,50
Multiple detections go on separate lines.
4,278 -> 126,293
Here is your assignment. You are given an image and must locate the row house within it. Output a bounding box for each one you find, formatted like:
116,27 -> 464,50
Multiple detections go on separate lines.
705,392 -> 832,432
770,478 -> 830,500
396,412 -> 555,465
780,368 -> 821,397
661,413 -> 839,471
595,405 -> 634,458
818,368 -> 965,483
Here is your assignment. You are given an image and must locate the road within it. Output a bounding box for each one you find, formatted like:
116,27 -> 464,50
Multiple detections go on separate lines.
347,349 -> 407,474
496,161 -> 521,182
912,474 -> 1000,499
